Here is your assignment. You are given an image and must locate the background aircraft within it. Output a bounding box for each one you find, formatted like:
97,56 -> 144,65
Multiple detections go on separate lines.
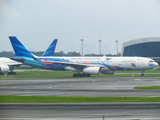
0,57 -> 22,75
0,38 -> 57,75
9,36 -> 159,77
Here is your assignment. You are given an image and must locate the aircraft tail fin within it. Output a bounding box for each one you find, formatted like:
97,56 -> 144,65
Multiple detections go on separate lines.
42,39 -> 58,57
9,36 -> 34,58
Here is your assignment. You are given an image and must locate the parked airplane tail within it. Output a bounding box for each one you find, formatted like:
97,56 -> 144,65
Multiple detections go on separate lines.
9,36 -> 34,58
42,39 -> 58,57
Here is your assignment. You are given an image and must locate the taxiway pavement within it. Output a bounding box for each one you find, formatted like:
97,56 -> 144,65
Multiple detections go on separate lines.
0,77 -> 160,119
0,78 -> 160,97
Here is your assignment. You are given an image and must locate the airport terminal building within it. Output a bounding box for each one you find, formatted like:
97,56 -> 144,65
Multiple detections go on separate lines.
121,37 -> 160,64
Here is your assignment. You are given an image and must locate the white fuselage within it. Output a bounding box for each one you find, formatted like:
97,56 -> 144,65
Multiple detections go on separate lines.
36,56 -> 158,73
65,56 -> 156,70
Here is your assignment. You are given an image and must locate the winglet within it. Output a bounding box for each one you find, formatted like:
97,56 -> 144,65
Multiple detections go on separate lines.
9,36 -> 34,58
42,39 -> 58,57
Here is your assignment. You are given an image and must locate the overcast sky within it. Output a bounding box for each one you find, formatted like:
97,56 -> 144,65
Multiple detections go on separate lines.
1,0 -> 160,55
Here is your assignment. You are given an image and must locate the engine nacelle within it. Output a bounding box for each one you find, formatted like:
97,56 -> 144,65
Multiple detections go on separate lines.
100,67 -> 115,74
0,65 -> 10,73
82,67 -> 101,75
101,70 -> 115,74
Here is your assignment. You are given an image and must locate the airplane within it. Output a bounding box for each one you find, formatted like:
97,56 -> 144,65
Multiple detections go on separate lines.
9,36 -> 159,77
0,57 -> 22,75
0,39 -> 58,75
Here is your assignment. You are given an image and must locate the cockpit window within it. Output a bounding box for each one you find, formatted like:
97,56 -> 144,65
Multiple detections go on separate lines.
149,60 -> 154,62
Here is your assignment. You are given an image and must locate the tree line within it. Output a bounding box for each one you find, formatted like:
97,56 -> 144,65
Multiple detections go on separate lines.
0,51 -> 120,57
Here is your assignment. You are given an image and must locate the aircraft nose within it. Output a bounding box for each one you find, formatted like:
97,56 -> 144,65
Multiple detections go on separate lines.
155,62 -> 159,67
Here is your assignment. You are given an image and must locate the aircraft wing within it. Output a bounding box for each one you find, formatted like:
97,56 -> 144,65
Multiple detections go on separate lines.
8,58 -> 23,67
8,63 -> 22,66
41,60 -> 96,68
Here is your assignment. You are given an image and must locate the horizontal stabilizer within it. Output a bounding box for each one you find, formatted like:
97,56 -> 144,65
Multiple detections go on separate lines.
10,57 -> 25,62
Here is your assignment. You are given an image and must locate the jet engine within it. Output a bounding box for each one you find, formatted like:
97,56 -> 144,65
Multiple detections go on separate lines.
82,67 -> 101,75
101,70 -> 115,74
0,65 -> 10,73
100,67 -> 115,74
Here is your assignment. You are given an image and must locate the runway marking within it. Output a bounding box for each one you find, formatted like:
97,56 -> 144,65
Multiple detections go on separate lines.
0,87 -> 19,88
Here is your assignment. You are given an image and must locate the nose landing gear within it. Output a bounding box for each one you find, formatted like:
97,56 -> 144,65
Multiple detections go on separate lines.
141,70 -> 144,77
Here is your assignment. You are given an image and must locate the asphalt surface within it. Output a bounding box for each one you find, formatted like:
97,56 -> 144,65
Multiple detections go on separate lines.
0,77 -> 160,119
0,103 -> 160,119
0,78 -> 160,96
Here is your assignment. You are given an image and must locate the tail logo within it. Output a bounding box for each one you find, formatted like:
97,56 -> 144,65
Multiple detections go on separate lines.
131,63 -> 136,67
106,58 -> 111,61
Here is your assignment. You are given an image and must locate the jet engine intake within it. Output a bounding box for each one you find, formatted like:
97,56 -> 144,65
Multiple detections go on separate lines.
0,65 -> 10,73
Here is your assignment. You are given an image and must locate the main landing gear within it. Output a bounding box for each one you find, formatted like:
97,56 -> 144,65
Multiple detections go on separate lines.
7,68 -> 16,75
0,72 -> 16,75
7,72 -> 16,75
73,73 -> 91,77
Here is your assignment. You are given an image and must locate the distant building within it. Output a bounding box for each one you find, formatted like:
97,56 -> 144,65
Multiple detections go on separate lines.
121,37 -> 160,64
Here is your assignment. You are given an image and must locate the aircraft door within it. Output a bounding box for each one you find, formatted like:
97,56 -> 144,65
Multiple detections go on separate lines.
137,59 -> 141,67
141,59 -> 145,65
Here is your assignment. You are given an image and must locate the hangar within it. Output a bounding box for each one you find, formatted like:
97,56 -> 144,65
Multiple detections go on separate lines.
121,37 -> 160,64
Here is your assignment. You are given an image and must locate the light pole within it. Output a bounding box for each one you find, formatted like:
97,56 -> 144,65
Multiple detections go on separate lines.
99,40 -> 102,56
81,39 -> 83,56
115,40 -> 118,56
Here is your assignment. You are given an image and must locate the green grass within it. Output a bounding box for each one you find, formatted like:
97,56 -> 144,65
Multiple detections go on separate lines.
115,69 -> 160,73
0,96 -> 160,102
0,70 -> 73,78
0,69 -> 160,80
134,86 -> 160,89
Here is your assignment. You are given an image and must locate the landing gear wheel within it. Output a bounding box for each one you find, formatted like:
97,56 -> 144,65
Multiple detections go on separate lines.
73,73 -> 77,77
86,74 -> 91,77
82,73 -> 86,77
78,73 -> 82,77
8,72 -> 16,75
